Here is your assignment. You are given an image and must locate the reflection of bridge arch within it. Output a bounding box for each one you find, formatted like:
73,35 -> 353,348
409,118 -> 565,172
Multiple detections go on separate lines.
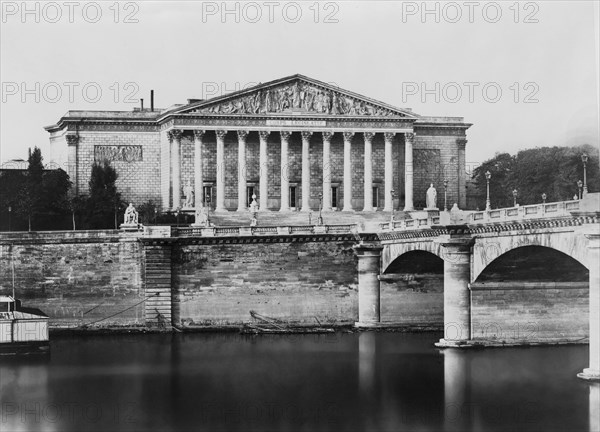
471,231 -> 590,282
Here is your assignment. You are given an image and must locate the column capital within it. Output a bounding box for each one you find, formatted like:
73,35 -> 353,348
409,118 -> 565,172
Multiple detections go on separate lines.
168,129 -> 183,142
404,132 -> 415,143
66,134 -> 79,146
216,130 -> 228,140
383,132 -> 395,141
343,131 -> 355,141
193,130 -> 205,140
237,130 -> 249,141
280,131 -> 292,141
301,131 -> 313,140
363,132 -> 375,142
259,130 -> 270,140
322,131 -> 334,142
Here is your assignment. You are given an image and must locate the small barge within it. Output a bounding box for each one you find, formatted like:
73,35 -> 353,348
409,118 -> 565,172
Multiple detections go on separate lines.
0,296 -> 50,356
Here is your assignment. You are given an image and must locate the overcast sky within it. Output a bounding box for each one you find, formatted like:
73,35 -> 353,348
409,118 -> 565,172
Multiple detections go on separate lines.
1,1 -> 598,168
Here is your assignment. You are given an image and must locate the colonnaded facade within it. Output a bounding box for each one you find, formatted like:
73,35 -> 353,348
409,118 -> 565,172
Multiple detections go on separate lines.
45,74 -> 471,214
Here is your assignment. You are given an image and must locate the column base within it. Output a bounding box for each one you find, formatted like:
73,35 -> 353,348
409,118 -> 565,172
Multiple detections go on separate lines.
279,208 -> 291,212
434,338 -> 476,348
354,321 -> 381,328
214,208 -> 228,213
300,207 -> 311,212
236,208 -> 247,212
362,207 -> 374,212
578,368 -> 600,381
342,207 -> 355,212
403,206 -> 414,211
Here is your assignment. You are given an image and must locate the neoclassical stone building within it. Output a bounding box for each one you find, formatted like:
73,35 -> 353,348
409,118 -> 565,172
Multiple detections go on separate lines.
45,74 -> 471,213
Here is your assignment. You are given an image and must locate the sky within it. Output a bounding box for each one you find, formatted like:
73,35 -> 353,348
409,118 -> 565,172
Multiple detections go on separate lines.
1,0 -> 599,168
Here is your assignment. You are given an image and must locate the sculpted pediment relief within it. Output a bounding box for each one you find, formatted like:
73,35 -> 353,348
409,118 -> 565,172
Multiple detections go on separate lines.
186,78 -> 412,118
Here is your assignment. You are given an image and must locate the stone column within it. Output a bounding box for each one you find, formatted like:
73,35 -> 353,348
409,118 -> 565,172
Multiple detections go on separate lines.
436,236 -> 473,346
383,132 -> 394,211
280,131 -> 292,211
168,129 -> 183,210
301,131 -> 313,212
363,132 -> 375,212
237,130 -> 249,211
579,232 -> 600,380
193,130 -> 205,222
404,132 -> 415,211
354,243 -> 383,327
215,130 -> 227,212
322,132 -> 334,211
66,134 -> 79,195
343,131 -> 355,211
457,138 -> 467,209
259,131 -> 270,211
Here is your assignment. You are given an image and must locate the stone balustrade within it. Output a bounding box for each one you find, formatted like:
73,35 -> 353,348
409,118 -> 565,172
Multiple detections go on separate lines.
172,224 -> 357,237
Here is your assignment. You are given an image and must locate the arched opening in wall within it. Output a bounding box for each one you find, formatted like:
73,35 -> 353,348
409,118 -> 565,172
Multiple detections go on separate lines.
380,251 -> 444,327
471,245 -> 589,343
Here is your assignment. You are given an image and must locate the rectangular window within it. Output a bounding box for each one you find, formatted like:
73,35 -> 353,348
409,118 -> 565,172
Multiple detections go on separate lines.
246,186 -> 255,207
331,186 -> 338,209
372,187 -> 379,208
289,186 -> 297,209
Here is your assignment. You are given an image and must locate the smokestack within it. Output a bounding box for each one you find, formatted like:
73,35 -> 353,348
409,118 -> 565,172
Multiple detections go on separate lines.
150,90 -> 154,112
140,98 -> 144,111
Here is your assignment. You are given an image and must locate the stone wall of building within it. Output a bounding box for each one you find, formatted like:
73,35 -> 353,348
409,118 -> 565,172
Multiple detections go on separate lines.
76,130 -> 162,206
172,240 -> 359,326
0,231 -> 144,327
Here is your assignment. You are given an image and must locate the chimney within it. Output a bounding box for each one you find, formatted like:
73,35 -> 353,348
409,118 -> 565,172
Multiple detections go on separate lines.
150,90 -> 154,112
140,98 -> 144,111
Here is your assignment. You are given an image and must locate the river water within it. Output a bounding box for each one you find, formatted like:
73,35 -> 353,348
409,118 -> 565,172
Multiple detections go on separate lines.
1,332 -> 597,432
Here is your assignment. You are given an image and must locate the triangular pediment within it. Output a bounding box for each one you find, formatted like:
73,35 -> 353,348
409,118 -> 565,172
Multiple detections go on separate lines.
175,74 -> 418,118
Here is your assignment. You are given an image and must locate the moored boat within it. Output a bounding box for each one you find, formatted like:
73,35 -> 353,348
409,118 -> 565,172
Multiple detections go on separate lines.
0,296 -> 50,356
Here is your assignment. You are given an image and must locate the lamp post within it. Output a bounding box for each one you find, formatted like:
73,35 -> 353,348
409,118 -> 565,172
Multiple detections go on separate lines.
577,180 -> 583,200
205,193 -> 211,226
8,206 -> 11,231
317,193 -> 323,225
390,189 -> 397,227
512,189 -> 518,207
154,208 -> 158,224
541,193 -> 547,204
485,171 -> 491,211
582,153 -> 589,196
443,179 -> 449,211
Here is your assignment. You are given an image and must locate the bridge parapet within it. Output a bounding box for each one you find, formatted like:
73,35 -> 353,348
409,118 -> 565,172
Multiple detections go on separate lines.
469,199 -> 581,224
170,224 -> 358,238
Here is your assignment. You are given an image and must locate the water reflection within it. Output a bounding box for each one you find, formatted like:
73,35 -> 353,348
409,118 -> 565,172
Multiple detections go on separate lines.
0,332 -> 594,432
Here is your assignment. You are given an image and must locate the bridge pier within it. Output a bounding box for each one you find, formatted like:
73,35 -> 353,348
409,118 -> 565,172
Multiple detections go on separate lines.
436,236 -> 473,347
354,243 -> 383,327
578,231 -> 600,381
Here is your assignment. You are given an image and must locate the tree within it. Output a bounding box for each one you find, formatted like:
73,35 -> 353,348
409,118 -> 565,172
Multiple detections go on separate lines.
85,162 -> 123,229
15,148 -> 45,231
472,145 -> 600,209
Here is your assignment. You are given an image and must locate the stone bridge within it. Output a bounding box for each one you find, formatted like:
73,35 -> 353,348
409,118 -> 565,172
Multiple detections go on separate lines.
352,193 -> 600,381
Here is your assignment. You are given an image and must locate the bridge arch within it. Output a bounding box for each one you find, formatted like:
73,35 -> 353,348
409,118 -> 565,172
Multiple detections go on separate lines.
474,245 -> 589,284
471,231 -> 589,282
381,241 -> 442,274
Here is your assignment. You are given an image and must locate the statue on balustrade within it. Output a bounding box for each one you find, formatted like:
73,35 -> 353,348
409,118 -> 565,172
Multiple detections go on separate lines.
123,203 -> 138,225
183,181 -> 194,208
426,184 -> 438,209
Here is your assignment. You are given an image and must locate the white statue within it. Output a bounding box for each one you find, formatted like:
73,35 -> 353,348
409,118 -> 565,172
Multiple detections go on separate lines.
123,203 -> 138,225
183,181 -> 194,208
249,194 -> 258,226
426,183 -> 437,209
